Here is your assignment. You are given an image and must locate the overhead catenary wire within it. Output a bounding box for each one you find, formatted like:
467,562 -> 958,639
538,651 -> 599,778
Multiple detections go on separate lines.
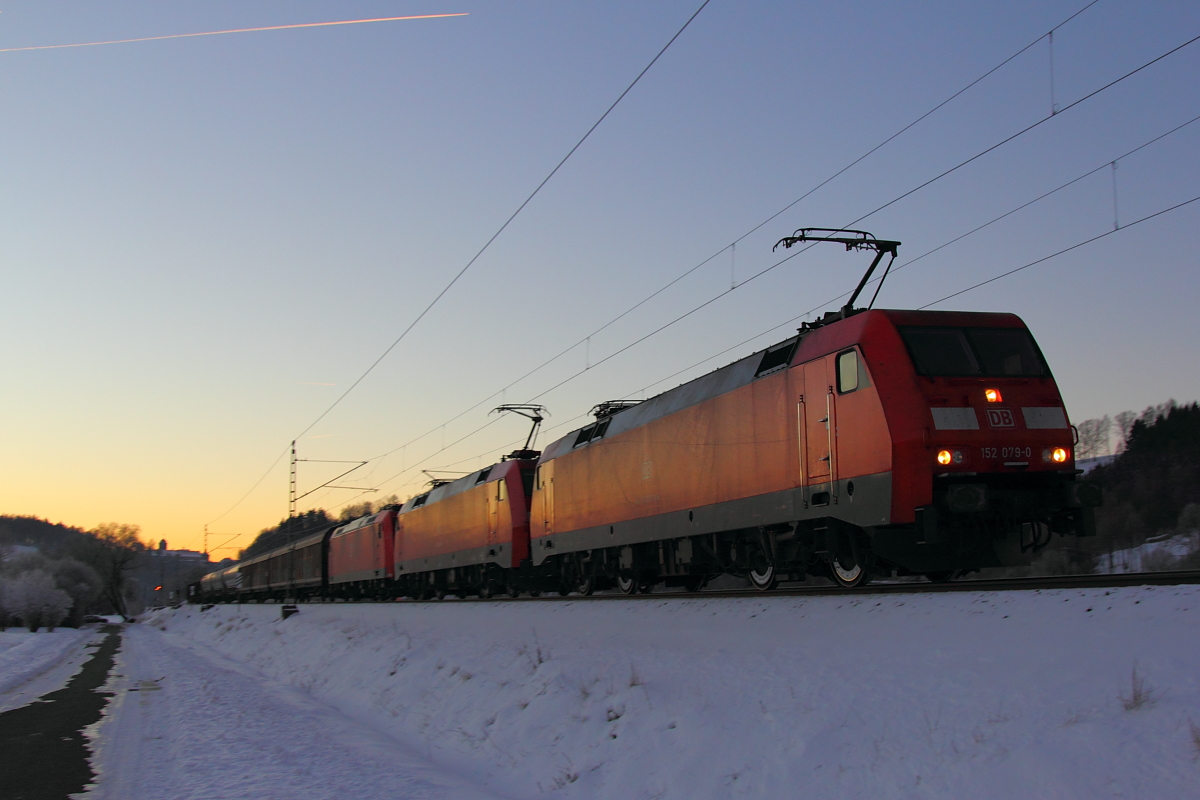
919,194 -> 1200,309
333,191 -> 1200,517
208,0 -> 712,525
318,22 -> 1200,513
434,192 -> 1200,485
337,114 -> 1200,509
289,16 -> 1200,517
290,0 -> 712,444
324,0 -> 1112,477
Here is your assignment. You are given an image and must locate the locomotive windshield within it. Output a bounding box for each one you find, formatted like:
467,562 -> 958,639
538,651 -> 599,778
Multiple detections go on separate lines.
900,326 -> 1047,377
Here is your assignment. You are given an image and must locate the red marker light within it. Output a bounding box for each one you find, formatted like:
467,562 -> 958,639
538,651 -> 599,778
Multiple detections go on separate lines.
985,388 -> 1002,403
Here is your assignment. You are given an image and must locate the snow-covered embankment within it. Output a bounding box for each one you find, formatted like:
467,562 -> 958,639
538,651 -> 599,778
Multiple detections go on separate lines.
0,627 -> 92,698
146,587 -> 1200,799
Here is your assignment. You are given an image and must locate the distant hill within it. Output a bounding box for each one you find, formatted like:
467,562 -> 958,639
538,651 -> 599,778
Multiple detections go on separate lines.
0,515 -> 92,557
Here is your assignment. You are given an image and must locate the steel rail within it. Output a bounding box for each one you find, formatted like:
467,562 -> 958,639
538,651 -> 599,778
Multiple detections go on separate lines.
219,569 -> 1200,606
471,570 -> 1200,602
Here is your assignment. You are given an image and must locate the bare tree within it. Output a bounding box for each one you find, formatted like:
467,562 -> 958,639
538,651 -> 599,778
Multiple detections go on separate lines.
1113,410 -> 1137,453
1138,400 -> 1177,426
1076,416 -> 1112,459
78,523 -> 146,617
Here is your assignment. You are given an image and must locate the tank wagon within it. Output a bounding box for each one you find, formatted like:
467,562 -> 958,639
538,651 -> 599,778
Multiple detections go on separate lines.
195,229 -> 1100,601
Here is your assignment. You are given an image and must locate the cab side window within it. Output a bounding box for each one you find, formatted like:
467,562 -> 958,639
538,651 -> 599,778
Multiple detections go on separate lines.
837,350 -> 859,394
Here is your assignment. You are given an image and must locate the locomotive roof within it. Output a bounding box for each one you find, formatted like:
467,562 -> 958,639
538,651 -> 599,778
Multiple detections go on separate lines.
400,457 -> 533,514
540,308 -> 1027,461
331,508 -> 393,538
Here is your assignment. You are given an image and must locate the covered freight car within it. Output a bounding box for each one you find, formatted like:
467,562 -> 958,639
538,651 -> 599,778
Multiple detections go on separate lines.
238,525 -> 335,600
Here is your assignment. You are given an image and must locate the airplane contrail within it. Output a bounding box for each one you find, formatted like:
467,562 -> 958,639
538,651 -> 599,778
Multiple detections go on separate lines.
0,14 -> 468,53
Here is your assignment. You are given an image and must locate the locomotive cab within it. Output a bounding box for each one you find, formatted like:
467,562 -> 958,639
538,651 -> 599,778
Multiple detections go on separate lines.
866,309 -> 1101,577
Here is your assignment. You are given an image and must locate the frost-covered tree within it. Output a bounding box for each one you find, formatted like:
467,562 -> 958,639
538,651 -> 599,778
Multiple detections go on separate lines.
4,570 -> 72,632
50,557 -> 104,626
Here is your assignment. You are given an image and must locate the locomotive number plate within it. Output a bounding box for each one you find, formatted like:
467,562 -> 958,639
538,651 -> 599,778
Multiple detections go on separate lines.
982,446 -> 1032,459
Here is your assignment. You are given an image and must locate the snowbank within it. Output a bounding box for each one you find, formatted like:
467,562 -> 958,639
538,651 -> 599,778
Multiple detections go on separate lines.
0,627 -> 91,696
1097,531 -> 1200,573
147,587 -> 1200,799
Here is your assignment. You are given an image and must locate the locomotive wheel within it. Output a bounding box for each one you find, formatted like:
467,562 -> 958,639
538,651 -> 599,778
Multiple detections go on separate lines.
505,581 -> 521,599
576,576 -> 596,596
433,587 -> 447,600
924,570 -> 958,584
747,565 -> 778,591
682,576 -> 708,593
829,559 -> 869,589
478,583 -> 493,599
637,581 -> 655,594
617,575 -> 638,595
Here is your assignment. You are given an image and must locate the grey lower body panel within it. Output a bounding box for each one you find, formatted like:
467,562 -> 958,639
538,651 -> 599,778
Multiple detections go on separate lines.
531,472 -> 893,565
397,541 -> 510,576
329,568 -> 387,585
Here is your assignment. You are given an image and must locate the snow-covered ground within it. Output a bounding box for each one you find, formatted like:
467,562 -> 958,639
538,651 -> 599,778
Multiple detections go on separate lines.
0,626 -> 93,704
1097,531 -> 1200,573
86,624 -> 507,800
123,587 -> 1200,799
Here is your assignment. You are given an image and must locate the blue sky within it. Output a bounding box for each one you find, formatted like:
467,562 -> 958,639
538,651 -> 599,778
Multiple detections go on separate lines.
2,1 -> 1197,552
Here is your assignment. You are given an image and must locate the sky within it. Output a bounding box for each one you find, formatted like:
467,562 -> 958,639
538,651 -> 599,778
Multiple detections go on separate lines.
2,0 -> 1198,554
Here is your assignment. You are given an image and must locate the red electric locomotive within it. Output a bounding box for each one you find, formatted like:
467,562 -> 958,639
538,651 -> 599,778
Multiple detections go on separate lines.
526,230 -> 1100,591
392,452 -> 539,599
327,508 -> 397,599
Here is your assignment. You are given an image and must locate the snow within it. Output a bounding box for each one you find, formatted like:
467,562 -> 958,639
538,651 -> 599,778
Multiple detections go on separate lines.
87,624 -> 510,799
0,627 -> 92,699
121,587 -> 1200,799
1097,531 -> 1200,573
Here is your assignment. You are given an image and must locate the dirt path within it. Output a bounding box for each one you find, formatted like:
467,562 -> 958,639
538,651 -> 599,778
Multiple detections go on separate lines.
0,626 -> 120,799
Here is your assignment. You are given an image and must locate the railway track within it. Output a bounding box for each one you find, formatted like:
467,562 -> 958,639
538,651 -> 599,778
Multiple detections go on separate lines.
313,569 -> 1200,604
195,570 -> 1200,611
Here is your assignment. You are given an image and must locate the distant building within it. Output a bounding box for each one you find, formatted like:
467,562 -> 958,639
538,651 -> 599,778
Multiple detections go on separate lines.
135,541 -> 213,609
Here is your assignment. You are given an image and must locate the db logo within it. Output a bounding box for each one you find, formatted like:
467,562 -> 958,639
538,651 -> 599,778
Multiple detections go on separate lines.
986,408 -> 1016,428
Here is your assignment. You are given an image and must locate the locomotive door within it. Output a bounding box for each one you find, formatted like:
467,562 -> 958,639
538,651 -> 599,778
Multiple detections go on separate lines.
538,461 -> 555,535
797,356 -> 835,505
486,479 -> 503,546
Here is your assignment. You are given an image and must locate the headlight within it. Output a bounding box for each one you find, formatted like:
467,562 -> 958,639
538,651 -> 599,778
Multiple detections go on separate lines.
985,388 -> 1002,403
1042,447 -> 1070,463
936,450 -> 964,466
